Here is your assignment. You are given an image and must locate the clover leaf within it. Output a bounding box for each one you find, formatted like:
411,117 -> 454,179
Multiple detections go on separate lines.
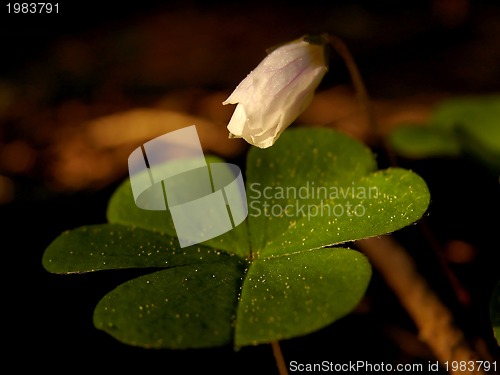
387,95 -> 500,173
43,127 -> 430,349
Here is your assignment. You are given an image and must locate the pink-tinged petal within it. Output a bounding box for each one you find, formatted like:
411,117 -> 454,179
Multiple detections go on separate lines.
223,35 -> 328,148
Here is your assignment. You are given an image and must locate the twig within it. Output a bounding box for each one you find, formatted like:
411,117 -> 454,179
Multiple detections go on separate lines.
357,236 -> 486,375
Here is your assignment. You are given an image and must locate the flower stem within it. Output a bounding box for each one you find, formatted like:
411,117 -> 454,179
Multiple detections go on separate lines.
271,341 -> 288,375
326,34 -> 397,165
326,35 -> 376,137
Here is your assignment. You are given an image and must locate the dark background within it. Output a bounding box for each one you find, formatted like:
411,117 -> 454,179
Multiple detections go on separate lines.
2,1 -> 499,373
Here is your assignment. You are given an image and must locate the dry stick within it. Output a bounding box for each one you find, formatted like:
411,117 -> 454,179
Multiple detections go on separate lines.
357,236 -> 484,375
327,34 -> 487,374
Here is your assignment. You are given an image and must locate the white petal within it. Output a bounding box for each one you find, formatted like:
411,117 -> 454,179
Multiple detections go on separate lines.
226,104 -> 248,138
222,71 -> 255,105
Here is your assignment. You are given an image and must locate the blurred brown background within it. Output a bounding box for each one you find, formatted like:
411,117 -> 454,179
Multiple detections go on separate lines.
1,0 -> 500,197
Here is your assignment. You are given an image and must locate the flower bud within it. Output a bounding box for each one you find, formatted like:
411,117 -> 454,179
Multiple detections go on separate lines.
223,35 -> 329,148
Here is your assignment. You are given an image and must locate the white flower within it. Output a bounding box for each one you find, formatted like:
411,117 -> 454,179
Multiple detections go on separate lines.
223,35 -> 328,148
